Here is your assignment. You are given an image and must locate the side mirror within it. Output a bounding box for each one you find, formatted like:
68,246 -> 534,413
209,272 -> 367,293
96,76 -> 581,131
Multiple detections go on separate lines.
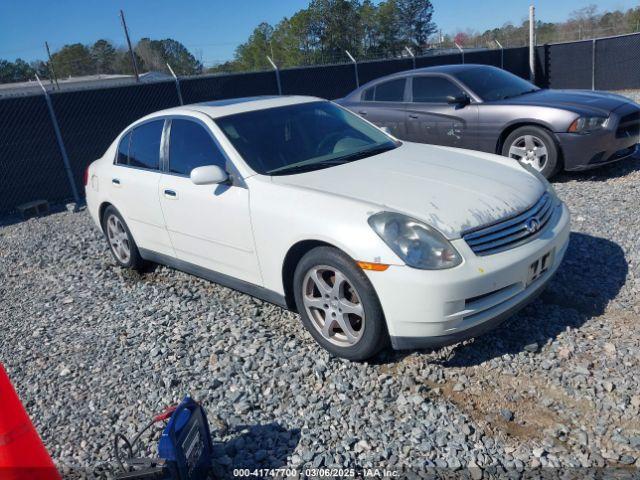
447,93 -> 470,106
190,165 -> 228,185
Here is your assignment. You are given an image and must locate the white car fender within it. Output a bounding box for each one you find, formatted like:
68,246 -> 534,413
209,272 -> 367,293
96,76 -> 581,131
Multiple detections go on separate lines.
246,176 -> 405,296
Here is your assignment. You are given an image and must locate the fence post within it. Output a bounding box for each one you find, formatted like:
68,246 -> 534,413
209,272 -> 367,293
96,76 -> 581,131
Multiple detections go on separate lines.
166,63 -> 184,105
495,39 -> 504,69
35,74 -> 81,209
591,39 -> 596,91
529,5 -> 536,83
267,56 -> 282,95
345,50 -> 359,88
455,43 -> 464,64
404,46 -> 416,69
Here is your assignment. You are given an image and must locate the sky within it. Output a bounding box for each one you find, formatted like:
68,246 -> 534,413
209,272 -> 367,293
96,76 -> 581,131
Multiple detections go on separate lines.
0,0 -> 637,66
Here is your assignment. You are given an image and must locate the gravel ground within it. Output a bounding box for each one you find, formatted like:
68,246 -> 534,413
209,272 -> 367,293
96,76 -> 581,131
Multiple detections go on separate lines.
2,158 -> 640,478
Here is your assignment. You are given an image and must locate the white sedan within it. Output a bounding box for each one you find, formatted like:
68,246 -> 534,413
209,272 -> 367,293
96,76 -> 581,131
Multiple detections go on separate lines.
85,96 -> 570,360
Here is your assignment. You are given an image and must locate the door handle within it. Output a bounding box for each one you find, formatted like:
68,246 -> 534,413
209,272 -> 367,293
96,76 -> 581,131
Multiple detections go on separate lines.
163,189 -> 177,199
408,114 -> 419,119
112,178 -> 121,186
358,110 -> 367,115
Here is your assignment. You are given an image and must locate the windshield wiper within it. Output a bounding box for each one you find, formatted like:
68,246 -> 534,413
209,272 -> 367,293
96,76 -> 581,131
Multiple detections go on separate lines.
501,89 -> 539,100
269,160 -> 347,176
330,143 -> 397,163
269,143 -> 397,176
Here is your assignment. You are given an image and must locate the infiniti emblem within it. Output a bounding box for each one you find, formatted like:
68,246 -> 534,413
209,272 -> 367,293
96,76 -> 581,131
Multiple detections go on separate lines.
525,217 -> 541,233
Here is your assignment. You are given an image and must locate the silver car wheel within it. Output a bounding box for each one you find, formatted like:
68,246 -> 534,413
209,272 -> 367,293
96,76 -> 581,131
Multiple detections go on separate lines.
508,134 -> 548,172
106,214 -> 131,264
302,265 -> 365,347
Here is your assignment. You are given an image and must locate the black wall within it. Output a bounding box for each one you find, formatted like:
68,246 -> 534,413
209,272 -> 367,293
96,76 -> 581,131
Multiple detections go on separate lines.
1,35 -> 640,213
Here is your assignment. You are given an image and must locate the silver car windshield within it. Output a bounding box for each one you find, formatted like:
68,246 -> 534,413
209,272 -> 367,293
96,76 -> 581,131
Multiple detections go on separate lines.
455,67 -> 539,102
216,101 -> 398,176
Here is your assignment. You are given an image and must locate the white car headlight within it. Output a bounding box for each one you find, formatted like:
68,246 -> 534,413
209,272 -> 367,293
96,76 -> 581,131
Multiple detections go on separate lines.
368,212 -> 462,270
568,116 -> 608,133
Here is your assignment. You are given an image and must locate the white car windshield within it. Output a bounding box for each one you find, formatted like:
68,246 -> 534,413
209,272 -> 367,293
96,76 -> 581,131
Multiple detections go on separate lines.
216,101 -> 398,175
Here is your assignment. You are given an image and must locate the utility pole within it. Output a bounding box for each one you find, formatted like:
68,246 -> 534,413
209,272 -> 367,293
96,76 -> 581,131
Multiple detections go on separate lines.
529,4 -> 535,83
120,9 -> 139,82
44,42 -> 59,90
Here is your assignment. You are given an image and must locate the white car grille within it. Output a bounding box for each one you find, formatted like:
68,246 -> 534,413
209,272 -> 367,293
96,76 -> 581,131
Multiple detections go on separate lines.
462,193 -> 554,256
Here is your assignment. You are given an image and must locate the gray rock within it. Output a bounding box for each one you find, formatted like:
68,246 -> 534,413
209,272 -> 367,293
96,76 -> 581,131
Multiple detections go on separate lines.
2,160 -> 640,475
500,409 -> 514,422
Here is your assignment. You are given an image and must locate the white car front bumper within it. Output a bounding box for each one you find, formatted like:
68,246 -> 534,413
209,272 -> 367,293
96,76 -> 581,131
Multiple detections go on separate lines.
365,202 -> 571,350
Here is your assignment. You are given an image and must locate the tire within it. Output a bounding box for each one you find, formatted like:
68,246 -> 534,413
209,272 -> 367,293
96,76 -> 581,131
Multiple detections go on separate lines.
502,125 -> 560,179
293,246 -> 388,361
101,206 -> 146,271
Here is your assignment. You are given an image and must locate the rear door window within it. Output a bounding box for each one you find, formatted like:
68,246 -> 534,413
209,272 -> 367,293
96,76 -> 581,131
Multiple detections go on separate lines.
126,120 -> 164,170
374,79 -> 406,102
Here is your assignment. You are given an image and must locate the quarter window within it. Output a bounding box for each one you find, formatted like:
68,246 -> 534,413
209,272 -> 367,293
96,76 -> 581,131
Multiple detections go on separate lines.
374,79 -> 406,102
168,119 -> 227,176
124,120 -> 163,169
412,76 -> 464,103
116,132 -> 131,165
362,87 -> 374,101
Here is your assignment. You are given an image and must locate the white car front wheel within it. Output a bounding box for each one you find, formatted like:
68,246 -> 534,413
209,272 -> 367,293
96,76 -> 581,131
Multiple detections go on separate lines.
293,246 -> 388,360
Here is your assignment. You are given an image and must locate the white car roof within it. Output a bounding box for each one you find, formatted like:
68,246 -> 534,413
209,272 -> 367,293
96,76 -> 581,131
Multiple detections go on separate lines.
157,95 -> 324,119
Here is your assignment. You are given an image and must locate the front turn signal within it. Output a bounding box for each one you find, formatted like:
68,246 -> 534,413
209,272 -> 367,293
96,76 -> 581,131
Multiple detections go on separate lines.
357,261 -> 389,271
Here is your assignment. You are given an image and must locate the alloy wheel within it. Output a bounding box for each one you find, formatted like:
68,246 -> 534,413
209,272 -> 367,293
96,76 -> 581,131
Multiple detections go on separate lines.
106,214 -> 131,264
302,265 -> 365,347
508,134 -> 548,172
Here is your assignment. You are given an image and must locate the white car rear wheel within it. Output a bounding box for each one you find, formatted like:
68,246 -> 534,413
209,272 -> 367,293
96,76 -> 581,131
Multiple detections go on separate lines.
102,206 -> 145,271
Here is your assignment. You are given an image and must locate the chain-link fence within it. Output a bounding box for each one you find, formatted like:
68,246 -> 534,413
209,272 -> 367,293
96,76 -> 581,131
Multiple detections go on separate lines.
2,34 -> 640,214
535,32 -> 640,89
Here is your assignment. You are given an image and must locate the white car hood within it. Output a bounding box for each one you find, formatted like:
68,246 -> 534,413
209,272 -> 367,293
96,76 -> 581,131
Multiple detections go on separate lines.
270,142 -> 545,239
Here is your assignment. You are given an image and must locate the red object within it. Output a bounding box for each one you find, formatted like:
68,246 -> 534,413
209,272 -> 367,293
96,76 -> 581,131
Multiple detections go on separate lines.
83,167 -> 90,187
153,405 -> 178,423
0,364 -> 61,480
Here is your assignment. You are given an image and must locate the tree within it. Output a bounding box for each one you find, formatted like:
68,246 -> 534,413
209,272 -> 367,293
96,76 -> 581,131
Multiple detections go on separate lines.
234,23 -> 276,70
136,38 -> 202,75
0,58 -> 36,83
454,32 -> 469,46
51,43 -> 95,77
110,48 -> 143,75
396,0 -> 436,53
91,40 -> 116,74
359,0 -> 379,55
376,0 -> 402,56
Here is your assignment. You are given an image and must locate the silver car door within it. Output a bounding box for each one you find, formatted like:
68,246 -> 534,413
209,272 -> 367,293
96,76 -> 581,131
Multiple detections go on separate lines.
406,75 -> 478,148
351,78 -> 409,139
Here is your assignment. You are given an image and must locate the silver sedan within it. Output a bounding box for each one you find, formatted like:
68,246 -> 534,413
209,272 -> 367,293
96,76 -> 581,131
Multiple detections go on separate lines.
337,64 -> 640,178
